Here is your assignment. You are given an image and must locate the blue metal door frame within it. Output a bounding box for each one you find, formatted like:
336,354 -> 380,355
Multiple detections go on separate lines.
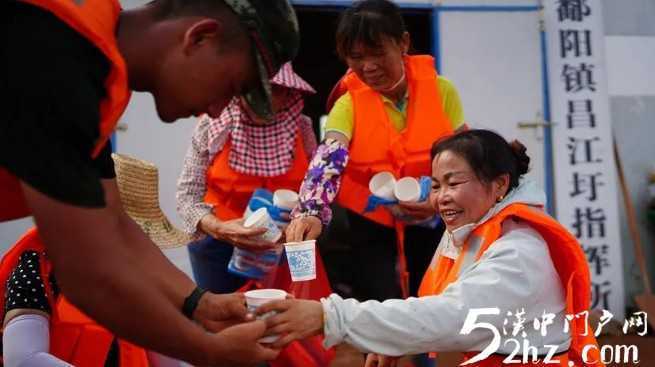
295,1 -> 555,213
292,0 -> 432,9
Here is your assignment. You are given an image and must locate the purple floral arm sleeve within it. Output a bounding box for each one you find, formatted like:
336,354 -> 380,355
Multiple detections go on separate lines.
291,138 -> 349,225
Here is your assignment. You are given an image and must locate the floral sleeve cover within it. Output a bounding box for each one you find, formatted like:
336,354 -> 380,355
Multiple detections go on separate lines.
291,138 -> 349,225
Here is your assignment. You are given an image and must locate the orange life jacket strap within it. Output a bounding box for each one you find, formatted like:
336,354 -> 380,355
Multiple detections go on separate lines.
419,203 -> 604,366
205,135 -> 309,221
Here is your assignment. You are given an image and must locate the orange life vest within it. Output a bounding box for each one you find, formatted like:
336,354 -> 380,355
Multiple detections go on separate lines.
204,134 -> 334,366
0,0 -> 130,222
0,229 -> 149,367
204,134 -> 310,220
335,55 -> 453,228
332,55 -> 453,298
418,203 -> 603,367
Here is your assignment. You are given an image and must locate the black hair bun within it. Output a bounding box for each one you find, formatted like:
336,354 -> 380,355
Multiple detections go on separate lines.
509,140 -> 530,176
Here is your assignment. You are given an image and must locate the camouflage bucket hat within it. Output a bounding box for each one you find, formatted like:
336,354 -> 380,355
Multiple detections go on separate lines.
224,0 -> 300,119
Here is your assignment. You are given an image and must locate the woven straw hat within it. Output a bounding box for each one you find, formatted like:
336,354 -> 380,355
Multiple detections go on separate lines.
112,153 -> 191,249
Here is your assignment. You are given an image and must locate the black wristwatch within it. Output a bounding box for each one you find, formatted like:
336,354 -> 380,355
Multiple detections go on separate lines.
182,286 -> 209,319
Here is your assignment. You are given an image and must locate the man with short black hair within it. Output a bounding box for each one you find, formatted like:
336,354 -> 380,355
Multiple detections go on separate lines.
1,0 -> 299,364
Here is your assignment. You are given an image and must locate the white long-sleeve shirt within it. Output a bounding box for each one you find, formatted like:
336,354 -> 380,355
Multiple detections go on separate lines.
321,181 -> 571,357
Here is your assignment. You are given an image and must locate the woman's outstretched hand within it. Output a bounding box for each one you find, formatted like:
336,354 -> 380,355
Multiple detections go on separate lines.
255,299 -> 324,348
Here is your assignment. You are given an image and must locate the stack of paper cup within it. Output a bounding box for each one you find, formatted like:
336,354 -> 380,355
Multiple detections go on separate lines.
273,189 -> 299,210
394,177 -> 421,202
243,188 -> 273,219
229,207 -> 282,279
284,240 -> 317,281
244,207 -> 282,243
272,189 -> 298,229
245,289 -> 287,343
368,171 -> 396,200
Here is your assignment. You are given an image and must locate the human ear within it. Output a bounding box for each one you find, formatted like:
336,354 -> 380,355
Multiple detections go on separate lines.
182,19 -> 222,55
400,31 -> 411,54
493,174 -> 511,199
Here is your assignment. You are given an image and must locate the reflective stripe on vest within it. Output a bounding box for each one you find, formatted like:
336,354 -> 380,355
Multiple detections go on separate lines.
335,55 -> 453,227
1,0 -> 130,222
204,134 -> 310,221
0,228 -> 149,367
418,203 -> 604,367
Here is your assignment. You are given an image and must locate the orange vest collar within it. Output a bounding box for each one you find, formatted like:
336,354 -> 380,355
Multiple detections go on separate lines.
343,55 -> 453,169
336,55 -> 453,226
204,134 -> 309,221
418,203 -> 603,366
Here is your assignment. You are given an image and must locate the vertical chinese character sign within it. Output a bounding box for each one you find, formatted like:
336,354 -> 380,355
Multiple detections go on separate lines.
543,0 -> 625,319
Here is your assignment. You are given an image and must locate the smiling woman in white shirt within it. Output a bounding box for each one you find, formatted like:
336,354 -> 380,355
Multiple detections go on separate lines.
254,129 -> 603,367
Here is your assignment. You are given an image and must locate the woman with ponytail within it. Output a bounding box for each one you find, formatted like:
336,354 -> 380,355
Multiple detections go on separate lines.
256,129 -> 603,367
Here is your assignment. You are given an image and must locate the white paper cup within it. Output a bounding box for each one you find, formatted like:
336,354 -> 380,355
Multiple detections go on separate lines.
369,171 -> 396,200
394,177 -> 421,202
284,240 -> 317,281
245,289 -> 287,343
244,207 -> 282,243
273,189 -> 299,210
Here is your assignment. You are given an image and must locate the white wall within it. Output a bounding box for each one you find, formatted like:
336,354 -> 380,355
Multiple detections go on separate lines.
0,218 -> 34,254
114,93 -> 196,277
605,36 -> 655,97
603,3 -> 655,304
